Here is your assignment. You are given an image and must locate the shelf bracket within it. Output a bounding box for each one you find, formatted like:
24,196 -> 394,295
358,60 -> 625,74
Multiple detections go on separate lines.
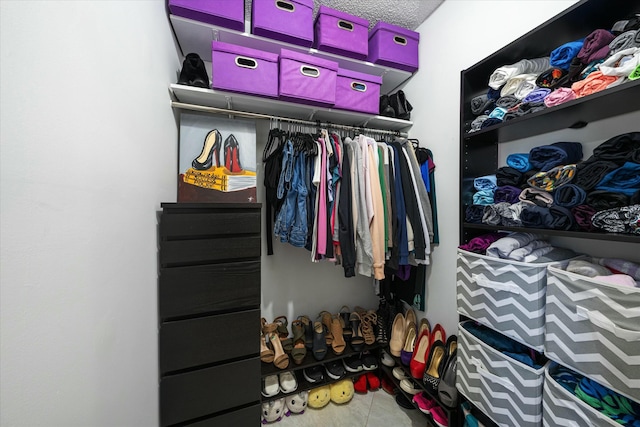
362,118 -> 372,128
211,28 -> 220,42
308,110 -> 317,121
225,96 -> 234,119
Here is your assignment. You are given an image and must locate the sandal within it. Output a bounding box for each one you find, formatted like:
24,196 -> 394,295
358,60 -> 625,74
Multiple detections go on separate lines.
269,332 -> 290,370
312,321 -> 328,361
274,315 -> 293,354
361,310 -> 377,345
298,315 -> 313,350
339,306 -> 352,343
349,312 -> 365,352
262,317 -> 277,335
260,325 -> 274,364
291,320 -> 307,365
331,315 -> 346,355
319,311 -> 333,345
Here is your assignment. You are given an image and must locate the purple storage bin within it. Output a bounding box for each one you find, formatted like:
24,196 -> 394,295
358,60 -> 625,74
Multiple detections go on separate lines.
168,0 -> 244,32
334,68 -> 382,114
279,49 -> 338,106
368,22 -> 420,73
314,6 -> 369,60
212,41 -> 279,98
251,0 -> 314,47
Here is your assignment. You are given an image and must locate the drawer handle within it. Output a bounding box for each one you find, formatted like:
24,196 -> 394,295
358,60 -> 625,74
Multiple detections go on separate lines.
300,66 -> 320,78
576,306 -> 640,342
338,20 -> 354,31
351,82 -> 367,92
472,274 -> 520,295
470,357 -> 515,391
394,35 -> 407,45
235,56 -> 257,69
275,0 -> 295,12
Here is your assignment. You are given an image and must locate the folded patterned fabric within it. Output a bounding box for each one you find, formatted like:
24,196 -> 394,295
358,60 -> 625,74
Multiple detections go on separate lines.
496,166 -> 523,187
630,63 -> 640,80
501,74 -> 537,97
553,184 -> 587,207
575,375 -> 640,424
595,258 -> 640,281
571,71 -> 619,97
578,29 -> 616,64
519,187 -> 554,207
522,88 -> 551,103
471,94 -> 496,116
474,174 -> 497,191
506,153 -> 532,172
529,141 -> 583,172
574,160 -> 620,190
465,204 -> 486,223
494,185 -> 522,204
495,95 -> 520,109
592,132 -> 640,165
527,164 -> 577,191
567,259 -> 613,277
549,205 -> 576,230
550,39 -> 585,69
572,204 -> 597,230
480,117 -> 503,129
488,57 -> 551,90
544,87 -> 577,107
535,67 -> 568,89
600,47 -> 640,77
508,239 -> 552,261
482,202 -> 509,226
520,205 -> 553,229
595,162 -> 640,196
469,115 -> 489,132
586,190 -> 630,211
486,232 -> 544,259
514,75 -> 539,100
458,232 -> 505,254
592,204 -> 640,234
594,274 -> 638,288
609,30 -> 640,55
506,202 -> 526,227
473,190 -> 494,205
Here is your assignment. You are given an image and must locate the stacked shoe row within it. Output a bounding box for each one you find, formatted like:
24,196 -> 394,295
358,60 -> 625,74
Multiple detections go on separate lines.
382,307 -> 458,427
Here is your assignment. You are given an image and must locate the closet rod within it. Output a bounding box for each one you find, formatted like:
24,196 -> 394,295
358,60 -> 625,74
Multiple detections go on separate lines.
171,101 -> 409,137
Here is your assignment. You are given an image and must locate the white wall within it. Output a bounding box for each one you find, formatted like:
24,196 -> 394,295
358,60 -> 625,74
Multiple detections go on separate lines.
402,0 -> 581,335
0,1 -> 179,426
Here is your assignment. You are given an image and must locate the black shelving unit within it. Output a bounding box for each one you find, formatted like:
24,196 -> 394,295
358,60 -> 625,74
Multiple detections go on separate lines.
260,342 -> 380,402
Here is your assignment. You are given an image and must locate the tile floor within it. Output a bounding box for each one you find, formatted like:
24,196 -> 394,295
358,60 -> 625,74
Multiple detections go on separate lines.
272,389 -> 427,427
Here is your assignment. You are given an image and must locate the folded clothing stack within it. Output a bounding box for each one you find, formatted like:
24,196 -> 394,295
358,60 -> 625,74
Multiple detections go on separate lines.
484,232 -> 576,263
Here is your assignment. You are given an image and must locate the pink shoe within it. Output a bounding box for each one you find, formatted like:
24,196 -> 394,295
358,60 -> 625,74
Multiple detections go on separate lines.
412,392 -> 437,414
431,404 -> 449,427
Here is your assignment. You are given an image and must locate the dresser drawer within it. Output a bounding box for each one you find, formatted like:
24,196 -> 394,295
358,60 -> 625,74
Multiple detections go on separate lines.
160,309 -> 259,374
160,357 -> 261,426
160,235 -> 260,267
159,261 -> 260,319
160,210 -> 260,239
183,403 -> 261,426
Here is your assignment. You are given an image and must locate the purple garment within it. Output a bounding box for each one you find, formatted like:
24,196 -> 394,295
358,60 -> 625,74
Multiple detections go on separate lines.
577,29 -> 615,64
522,88 -> 551,103
459,232 -> 505,254
494,185 -> 522,204
571,204 -> 597,231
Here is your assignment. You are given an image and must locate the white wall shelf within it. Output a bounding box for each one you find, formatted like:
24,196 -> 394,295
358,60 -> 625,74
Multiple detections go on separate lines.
170,84 -> 413,132
169,14 -> 414,94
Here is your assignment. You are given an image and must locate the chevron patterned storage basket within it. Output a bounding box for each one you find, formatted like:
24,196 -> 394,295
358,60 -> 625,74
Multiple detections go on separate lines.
457,249 -> 553,351
545,265 -> 640,402
457,320 -> 546,427
542,362 -> 620,427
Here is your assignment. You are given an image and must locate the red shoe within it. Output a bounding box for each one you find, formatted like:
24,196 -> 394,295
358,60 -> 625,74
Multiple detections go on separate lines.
381,375 -> 397,395
410,328 -> 430,379
429,323 -> 446,351
365,372 -> 380,391
412,392 -> 437,414
353,374 -> 368,394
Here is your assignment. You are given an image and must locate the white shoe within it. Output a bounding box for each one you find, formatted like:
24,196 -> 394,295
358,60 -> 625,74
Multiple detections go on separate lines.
262,374 -> 280,397
400,378 -> 421,395
392,366 -> 409,381
279,371 -> 297,394
381,350 -> 395,367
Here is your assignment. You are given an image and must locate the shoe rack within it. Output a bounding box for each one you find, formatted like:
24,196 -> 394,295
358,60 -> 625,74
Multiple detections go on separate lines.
158,203 -> 262,426
260,342 -> 381,403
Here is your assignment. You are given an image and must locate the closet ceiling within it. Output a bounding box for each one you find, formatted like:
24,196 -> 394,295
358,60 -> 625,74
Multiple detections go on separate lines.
244,0 -> 445,30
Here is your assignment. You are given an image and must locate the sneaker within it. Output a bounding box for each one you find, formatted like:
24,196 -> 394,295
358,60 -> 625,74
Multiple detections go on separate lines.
325,360 -> 346,380
381,350 -> 395,367
395,392 -> 415,410
361,353 -> 378,371
262,374 -> 280,397
413,392 -> 437,414
303,365 -> 324,383
393,367 -> 409,381
400,378 -> 422,395
431,405 -> 449,427
343,355 -> 364,373
279,371 -> 297,394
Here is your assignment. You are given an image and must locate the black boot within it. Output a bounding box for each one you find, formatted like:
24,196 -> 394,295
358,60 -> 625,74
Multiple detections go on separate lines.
389,90 -> 413,120
379,95 -> 396,117
178,53 -> 210,88
376,297 -> 389,344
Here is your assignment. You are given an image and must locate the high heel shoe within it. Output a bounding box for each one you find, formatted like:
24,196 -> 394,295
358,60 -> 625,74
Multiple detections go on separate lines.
269,332 -> 289,369
273,316 -> 293,354
361,310 -> 377,345
339,306 -> 352,343
330,315 -> 346,355
224,134 -> 242,173
319,311 -> 333,346
291,319 -> 307,364
298,315 -> 313,350
312,321 -> 328,361
260,331 -> 274,364
349,312 -> 365,352
422,340 -> 445,394
192,129 -> 221,170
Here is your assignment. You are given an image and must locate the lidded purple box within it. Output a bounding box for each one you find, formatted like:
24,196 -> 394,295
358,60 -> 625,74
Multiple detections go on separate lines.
212,41 -> 279,98
314,6 -> 369,60
334,68 -> 382,114
252,0 -> 314,47
368,22 -> 420,73
279,49 -> 338,106
168,0 -> 245,32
